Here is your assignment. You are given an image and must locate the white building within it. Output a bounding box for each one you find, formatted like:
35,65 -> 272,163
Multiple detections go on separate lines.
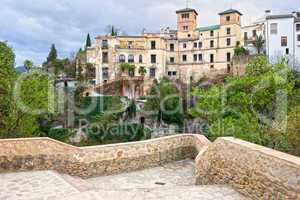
265,13 -> 300,70
243,11 -> 300,70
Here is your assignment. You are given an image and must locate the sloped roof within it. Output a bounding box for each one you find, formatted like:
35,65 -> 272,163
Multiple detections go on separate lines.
219,9 -> 243,16
196,25 -> 220,32
176,8 -> 198,15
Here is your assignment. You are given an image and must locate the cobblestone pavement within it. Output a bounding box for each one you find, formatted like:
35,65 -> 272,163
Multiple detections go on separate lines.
0,160 -> 249,200
0,171 -> 79,200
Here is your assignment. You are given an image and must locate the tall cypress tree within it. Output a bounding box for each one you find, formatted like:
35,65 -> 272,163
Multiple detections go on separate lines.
46,44 -> 57,63
85,33 -> 91,49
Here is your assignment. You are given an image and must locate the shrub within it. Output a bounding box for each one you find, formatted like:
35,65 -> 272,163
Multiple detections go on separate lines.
48,128 -> 70,142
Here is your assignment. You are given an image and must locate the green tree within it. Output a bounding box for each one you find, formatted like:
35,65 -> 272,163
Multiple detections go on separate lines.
145,77 -> 184,126
253,35 -> 265,54
46,44 -> 57,64
234,42 -> 247,56
24,60 -> 33,72
85,33 -> 92,49
0,42 -> 53,138
0,42 -> 16,131
138,66 -> 147,76
190,55 -> 299,154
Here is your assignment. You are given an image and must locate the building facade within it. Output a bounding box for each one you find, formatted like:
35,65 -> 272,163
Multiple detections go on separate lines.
86,8 -> 243,87
242,11 -> 300,70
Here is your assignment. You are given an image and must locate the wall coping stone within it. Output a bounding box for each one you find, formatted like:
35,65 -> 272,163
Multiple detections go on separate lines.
221,137 -> 300,166
0,134 -> 210,178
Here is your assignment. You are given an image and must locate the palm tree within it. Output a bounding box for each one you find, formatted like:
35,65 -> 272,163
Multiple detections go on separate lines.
253,35 -> 265,54
24,60 -> 33,72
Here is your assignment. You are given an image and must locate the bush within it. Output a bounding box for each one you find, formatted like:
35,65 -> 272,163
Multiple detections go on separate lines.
48,128 -> 70,142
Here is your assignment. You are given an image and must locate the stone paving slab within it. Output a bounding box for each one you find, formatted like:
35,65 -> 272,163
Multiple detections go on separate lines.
0,160 -> 249,200
0,171 -> 80,200
87,159 -> 196,190
59,186 -> 250,200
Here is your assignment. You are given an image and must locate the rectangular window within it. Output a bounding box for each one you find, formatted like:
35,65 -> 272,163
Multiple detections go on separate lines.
182,13 -> 190,19
183,26 -> 189,31
170,43 -> 175,51
194,42 -> 197,48
173,71 -> 177,76
227,28 -> 231,35
227,52 -> 231,62
198,54 -> 203,62
297,24 -> 300,31
168,71 -> 172,76
244,32 -> 248,40
182,55 -> 187,62
298,35 -> 300,41
210,54 -> 214,63
270,23 -> 278,34
286,48 -> 289,55
253,30 -> 257,37
183,43 -> 187,48
102,68 -> 109,78
102,40 -> 108,49
151,55 -> 156,63
102,52 -> 108,63
151,41 -> 156,49
198,42 -> 203,48
281,36 -> 287,47
128,55 -> 134,63
210,30 -> 214,37
226,16 -> 231,21
193,54 -> 197,62
210,40 -> 214,48
170,57 -> 175,63
227,38 -> 231,46
150,68 -> 156,77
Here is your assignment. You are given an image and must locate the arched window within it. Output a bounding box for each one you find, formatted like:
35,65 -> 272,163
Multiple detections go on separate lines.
119,54 -> 126,63
139,55 -> 143,63
128,54 -> 134,63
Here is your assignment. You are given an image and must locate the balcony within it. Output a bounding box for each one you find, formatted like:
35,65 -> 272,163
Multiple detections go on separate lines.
115,45 -> 145,50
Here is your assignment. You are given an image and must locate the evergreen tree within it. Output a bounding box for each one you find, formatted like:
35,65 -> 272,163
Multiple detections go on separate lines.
111,26 -> 116,36
85,33 -> 91,49
46,44 -> 57,64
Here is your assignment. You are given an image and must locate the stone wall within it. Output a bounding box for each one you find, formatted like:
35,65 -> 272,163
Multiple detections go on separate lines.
0,134 -> 210,178
195,137 -> 300,200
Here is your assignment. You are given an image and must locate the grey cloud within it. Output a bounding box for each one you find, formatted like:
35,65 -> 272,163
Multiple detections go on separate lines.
0,0 -> 299,66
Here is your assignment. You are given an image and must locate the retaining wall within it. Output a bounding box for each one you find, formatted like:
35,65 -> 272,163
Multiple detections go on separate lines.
195,137 -> 300,200
0,134 -> 210,178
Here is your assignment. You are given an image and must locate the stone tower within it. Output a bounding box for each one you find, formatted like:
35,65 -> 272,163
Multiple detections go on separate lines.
219,9 -> 242,26
176,8 -> 198,32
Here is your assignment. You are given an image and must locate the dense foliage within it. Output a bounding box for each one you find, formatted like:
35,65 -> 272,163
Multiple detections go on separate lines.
78,96 -> 123,121
190,55 -> 300,155
145,77 -> 184,126
48,128 -> 71,142
79,123 -> 152,146
0,42 -> 52,138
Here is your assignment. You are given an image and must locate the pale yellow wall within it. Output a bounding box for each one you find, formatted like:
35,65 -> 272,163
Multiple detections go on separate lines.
87,10 -> 243,85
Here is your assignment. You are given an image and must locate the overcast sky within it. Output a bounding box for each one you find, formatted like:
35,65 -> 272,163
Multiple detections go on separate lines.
1,0 -> 299,66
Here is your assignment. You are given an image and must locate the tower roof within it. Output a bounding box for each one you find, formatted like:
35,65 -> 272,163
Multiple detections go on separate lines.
176,8 -> 198,15
219,9 -> 243,16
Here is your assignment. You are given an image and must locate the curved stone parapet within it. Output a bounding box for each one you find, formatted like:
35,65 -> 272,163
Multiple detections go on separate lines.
0,134 -> 210,178
195,137 -> 300,200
